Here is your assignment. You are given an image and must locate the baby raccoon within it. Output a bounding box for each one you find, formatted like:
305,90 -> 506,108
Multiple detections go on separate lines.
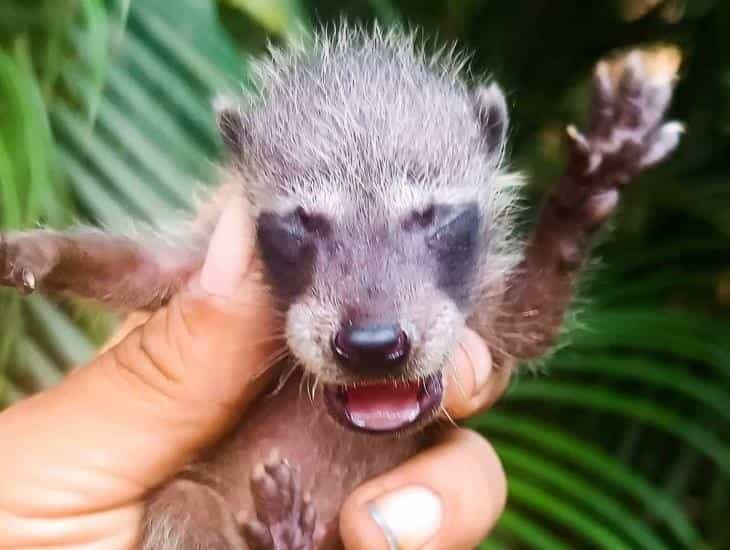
0,26 -> 682,549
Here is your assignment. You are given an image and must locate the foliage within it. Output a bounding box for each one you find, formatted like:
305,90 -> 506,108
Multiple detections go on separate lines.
1,0 -> 729,547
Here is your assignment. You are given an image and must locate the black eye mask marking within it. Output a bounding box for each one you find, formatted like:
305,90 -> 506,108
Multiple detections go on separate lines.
427,202 -> 482,307
402,204 -> 436,231
257,209 -> 322,301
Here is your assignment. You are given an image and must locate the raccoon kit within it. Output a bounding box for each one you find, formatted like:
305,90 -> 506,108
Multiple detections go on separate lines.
0,27 -> 682,550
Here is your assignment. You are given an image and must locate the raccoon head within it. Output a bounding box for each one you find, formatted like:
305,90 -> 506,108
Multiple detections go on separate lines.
216,29 -> 518,434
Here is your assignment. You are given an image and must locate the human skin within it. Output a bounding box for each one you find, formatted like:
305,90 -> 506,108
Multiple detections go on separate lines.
0,196 -> 510,550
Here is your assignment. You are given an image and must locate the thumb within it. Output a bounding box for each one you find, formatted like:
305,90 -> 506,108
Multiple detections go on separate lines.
0,194 -> 280,520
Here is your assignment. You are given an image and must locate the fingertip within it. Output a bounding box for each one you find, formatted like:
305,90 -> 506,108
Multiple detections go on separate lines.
199,193 -> 255,298
341,484 -> 444,550
458,429 -> 508,516
340,428 -> 506,550
444,328 -> 511,420
434,428 -> 508,542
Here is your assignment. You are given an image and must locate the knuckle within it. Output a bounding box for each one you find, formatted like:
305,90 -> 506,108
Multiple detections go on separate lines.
163,296 -> 197,374
108,315 -> 181,401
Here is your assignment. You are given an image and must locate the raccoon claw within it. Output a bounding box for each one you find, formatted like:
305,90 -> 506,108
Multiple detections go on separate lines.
19,268 -> 36,294
0,235 -> 44,295
569,47 -> 682,186
0,234 -> 55,295
240,452 -> 316,550
639,121 -> 684,169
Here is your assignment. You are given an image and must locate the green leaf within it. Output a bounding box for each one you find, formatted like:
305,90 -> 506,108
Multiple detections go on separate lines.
567,309 -> 730,381
550,353 -> 730,423
70,27 -> 219,149
132,7 -> 236,91
24,295 -> 95,367
496,442 -> 670,549
76,0 -> 111,121
102,65 -> 213,174
496,509 -> 570,550
221,0 -> 304,36
506,380 -> 730,475
507,475 -> 633,549
53,104 -> 176,222
368,0 -> 402,25
16,338 -> 64,390
471,412 -> 701,546
58,146 -> 137,229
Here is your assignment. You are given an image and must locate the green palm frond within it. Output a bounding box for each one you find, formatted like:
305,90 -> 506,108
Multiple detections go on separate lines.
0,13 -> 94,404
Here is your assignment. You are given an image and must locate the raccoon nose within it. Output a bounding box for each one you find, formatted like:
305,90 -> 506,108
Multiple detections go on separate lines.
332,323 -> 410,375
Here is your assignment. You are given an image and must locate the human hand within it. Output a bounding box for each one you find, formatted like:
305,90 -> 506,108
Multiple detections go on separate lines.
0,194 -> 510,549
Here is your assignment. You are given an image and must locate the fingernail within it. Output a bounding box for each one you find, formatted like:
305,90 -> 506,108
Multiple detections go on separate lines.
200,194 -> 254,297
367,486 -> 442,550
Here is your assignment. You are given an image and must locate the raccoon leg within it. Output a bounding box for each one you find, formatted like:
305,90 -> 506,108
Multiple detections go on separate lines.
0,229 -> 204,310
497,49 -> 682,361
241,455 -> 317,550
142,478 -> 247,550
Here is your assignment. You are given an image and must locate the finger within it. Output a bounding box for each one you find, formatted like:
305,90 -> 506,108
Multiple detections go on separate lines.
442,328 -> 513,420
0,193 -> 281,520
340,428 -> 506,550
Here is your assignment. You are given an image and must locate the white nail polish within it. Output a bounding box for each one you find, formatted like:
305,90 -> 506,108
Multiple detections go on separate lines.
368,486 -> 442,550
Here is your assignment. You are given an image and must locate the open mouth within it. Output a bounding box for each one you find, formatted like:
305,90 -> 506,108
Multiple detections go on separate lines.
323,372 -> 443,433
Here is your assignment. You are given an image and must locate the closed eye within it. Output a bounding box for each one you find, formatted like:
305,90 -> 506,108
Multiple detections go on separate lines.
295,206 -> 332,236
427,203 -> 482,307
402,204 -> 436,230
427,203 -> 481,251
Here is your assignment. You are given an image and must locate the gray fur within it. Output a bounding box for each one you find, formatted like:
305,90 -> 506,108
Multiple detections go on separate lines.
217,24 -> 522,385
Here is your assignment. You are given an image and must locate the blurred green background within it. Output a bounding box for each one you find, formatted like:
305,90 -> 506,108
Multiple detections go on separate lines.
1,0 -> 729,548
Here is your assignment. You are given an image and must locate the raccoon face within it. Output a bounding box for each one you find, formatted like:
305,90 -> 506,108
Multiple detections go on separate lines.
256,200 -> 483,433
215,30 -> 511,434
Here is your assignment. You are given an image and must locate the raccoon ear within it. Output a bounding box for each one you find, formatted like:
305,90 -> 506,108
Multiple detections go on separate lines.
214,95 -> 249,157
472,83 -> 509,157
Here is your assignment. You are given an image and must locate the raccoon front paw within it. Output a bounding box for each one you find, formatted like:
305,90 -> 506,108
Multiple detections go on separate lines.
240,453 -> 317,550
572,47 -> 683,180
0,232 -> 60,295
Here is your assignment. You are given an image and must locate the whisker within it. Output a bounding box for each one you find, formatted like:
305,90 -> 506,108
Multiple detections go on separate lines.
305,372 -> 315,404
254,348 -> 290,379
311,375 -> 321,402
295,367 -> 317,408
243,328 -> 288,341
260,345 -> 289,364
298,364 -> 308,400
307,375 -> 315,404
269,358 -> 298,397
450,341 -> 470,400
440,404 -> 458,428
